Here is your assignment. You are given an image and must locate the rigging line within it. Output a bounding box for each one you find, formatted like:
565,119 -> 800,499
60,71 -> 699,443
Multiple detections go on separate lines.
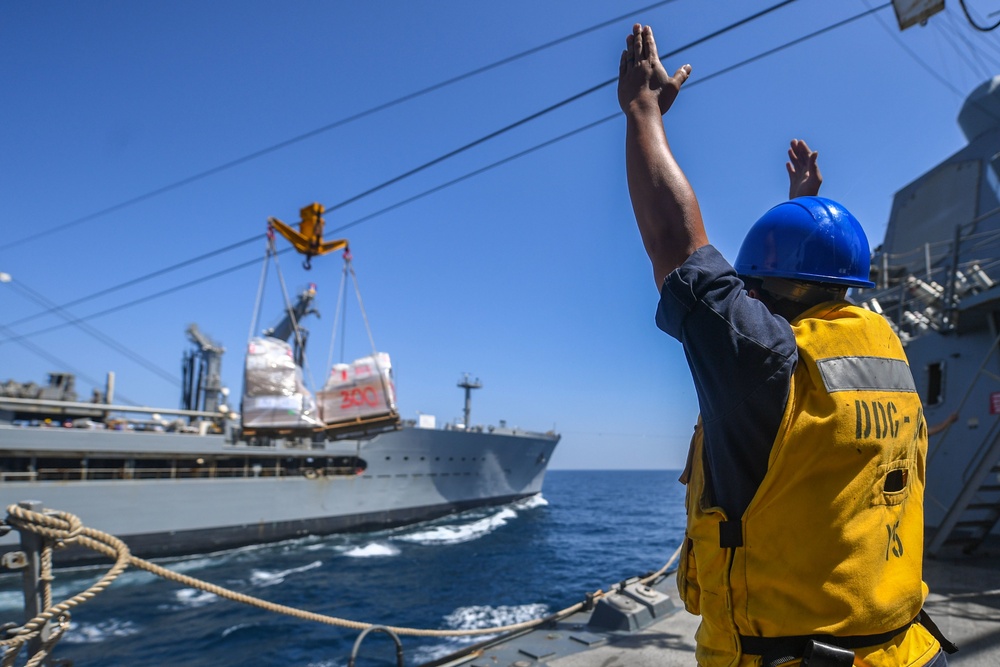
938,11 -> 998,79
326,258 -> 349,373
959,0 -> 1000,31
688,3 -> 891,86
329,118 -> 615,236
248,239 -> 273,343
0,322 -> 139,406
863,0 -> 968,101
4,236 -> 261,331
0,1 -> 803,327
0,0 -> 682,254
0,249 -> 294,348
5,279 -> 183,387
323,0 -> 801,213
942,7 -> 1000,68
2,2 -> 886,342
330,4 -> 892,236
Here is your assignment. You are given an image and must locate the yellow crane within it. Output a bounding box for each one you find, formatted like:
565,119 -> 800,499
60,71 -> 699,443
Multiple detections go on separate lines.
268,202 -> 347,269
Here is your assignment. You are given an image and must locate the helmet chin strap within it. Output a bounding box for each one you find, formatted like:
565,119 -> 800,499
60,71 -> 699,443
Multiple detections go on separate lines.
760,277 -> 847,307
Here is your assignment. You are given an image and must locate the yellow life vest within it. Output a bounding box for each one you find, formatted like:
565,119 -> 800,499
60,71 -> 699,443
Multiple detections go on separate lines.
677,302 -> 941,667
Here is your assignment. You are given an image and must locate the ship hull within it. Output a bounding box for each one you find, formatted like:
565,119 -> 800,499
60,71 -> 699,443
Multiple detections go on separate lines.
0,425 -> 558,563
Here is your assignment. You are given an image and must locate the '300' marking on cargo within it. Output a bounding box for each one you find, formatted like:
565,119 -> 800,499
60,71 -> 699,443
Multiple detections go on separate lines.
340,387 -> 381,409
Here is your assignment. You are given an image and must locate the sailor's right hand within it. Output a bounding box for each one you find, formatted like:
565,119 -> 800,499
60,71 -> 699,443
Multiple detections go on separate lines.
618,23 -> 691,117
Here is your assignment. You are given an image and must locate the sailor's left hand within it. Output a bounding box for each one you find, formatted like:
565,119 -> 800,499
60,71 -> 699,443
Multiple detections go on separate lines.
617,23 -> 691,117
786,139 -> 822,199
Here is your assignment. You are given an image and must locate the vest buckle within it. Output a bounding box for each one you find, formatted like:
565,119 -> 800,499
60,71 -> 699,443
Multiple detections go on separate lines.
801,640 -> 854,667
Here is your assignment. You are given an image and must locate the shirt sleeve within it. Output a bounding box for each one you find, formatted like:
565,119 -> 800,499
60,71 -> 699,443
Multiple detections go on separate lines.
655,245 -> 798,520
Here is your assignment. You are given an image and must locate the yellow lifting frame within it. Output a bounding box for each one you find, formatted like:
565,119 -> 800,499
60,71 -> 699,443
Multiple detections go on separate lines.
268,202 -> 348,269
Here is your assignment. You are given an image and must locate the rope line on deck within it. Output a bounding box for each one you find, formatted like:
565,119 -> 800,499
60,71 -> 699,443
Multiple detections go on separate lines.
1,504 -> 682,663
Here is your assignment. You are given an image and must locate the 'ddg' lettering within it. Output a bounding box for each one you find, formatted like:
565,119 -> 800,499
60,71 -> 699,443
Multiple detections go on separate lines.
855,400 -> 899,440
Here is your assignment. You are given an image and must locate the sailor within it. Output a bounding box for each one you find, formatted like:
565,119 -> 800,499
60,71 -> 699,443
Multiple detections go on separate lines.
617,23 -> 954,667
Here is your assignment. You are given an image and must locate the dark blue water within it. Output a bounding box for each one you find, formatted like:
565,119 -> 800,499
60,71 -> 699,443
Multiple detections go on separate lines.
2,470 -> 686,667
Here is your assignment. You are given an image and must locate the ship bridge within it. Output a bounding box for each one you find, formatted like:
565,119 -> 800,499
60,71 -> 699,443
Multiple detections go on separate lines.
853,76 -> 1000,345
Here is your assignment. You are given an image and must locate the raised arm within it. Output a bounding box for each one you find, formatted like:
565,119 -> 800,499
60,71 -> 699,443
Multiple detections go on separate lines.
786,139 -> 822,199
618,23 -> 708,289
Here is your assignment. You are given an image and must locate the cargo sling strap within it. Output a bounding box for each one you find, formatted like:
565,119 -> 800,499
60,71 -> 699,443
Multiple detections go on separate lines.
739,609 -> 958,667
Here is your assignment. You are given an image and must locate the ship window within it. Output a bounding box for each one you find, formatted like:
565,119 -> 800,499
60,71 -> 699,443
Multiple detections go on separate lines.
87,458 -> 127,480
35,457 -> 83,481
174,457 -> 209,478
215,457 -> 248,478
0,457 -> 31,480
926,362 -> 944,406
281,458 -> 301,476
134,459 -> 174,479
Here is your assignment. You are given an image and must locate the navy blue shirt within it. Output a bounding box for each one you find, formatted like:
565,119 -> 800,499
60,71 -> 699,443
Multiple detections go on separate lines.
656,245 -> 798,521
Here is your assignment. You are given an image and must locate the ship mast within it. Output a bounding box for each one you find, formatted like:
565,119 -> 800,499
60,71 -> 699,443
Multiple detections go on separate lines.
457,373 -> 481,429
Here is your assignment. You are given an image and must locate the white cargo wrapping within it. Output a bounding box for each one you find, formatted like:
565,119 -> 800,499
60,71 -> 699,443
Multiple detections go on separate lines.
318,352 -> 396,425
241,337 -> 321,429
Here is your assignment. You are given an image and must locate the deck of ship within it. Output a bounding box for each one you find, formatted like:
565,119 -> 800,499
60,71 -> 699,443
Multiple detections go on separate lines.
447,549 -> 1000,667
550,554 -> 1000,667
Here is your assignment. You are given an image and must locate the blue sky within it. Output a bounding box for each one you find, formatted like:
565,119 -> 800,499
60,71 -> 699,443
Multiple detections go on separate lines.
2,1 -> 998,469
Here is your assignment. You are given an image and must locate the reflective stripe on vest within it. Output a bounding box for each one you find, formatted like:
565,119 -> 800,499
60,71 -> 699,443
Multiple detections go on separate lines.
816,356 -> 917,394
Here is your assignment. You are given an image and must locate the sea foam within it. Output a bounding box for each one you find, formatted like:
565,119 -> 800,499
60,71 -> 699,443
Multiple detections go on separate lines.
396,507 -> 517,545
342,542 -> 400,558
62,619 -> 140,644
249,560 -> 323,587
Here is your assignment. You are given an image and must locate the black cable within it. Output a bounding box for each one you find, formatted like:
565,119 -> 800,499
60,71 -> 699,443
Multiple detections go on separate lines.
329,117 -> 614,235
6,2 -> 886,350
0,249 -> 293,347
3,3 -> 887,354
865,0 -> 972,100
323,0 -> 800,213
4,235 -> 262,330
0,0 -> 683,253
959,0 -> 1000,31
7,280 -> 182,387
939,10 -> 1000,77
2,0 -> 800,333
689,3 -> 890,87
0,322 -> 139,406
333,3 -> 891,232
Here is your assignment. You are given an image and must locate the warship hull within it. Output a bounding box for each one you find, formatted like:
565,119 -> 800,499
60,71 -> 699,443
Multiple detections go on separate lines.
0,423 -> 558,563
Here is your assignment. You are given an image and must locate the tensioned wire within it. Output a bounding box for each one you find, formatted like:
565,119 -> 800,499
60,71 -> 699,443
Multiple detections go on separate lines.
0,3 -> 892,353
0,0 -> 690,253
1,0 -> 804,338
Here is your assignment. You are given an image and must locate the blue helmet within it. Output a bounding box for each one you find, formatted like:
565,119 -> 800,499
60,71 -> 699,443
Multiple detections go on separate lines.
734,196 -> 875,288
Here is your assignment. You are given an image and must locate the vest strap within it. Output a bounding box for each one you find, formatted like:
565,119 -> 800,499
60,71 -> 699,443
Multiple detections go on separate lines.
739,608 -> 958,664
739,617 -> 915,666
917,609 -> 959,654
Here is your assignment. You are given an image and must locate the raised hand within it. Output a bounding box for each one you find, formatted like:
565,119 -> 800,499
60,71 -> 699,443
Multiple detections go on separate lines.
618,23 -> 692,117
786,139 -> 822,199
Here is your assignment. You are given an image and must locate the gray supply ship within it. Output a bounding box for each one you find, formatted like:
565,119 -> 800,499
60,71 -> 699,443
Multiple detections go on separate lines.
0,226 -> 560,564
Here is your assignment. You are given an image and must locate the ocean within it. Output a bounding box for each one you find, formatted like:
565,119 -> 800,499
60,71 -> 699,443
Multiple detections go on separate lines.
0,470 -> 687,667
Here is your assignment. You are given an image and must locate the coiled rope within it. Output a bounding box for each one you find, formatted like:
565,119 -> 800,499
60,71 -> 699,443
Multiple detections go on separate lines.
1,504 -> 682,662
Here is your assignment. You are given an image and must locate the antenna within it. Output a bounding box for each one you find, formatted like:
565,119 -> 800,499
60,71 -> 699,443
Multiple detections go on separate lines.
457,373 -> 482,429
